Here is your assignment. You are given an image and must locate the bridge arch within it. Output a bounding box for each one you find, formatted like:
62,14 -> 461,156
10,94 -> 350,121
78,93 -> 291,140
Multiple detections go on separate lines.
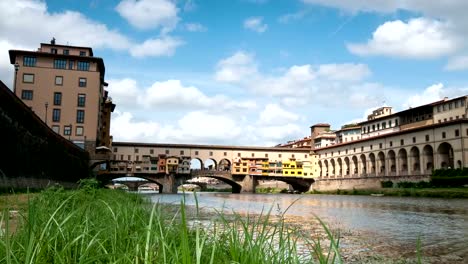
219,158 -> 231,171
190,158 -> 203,170
109,176 -> 164,193
204,158 -> 217,170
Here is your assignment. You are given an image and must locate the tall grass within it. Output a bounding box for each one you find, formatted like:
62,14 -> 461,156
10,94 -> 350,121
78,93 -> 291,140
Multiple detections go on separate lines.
0,186 -> 342,263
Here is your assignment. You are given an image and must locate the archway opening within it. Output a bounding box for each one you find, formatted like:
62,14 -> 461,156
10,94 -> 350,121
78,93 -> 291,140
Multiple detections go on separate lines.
423,145 -> 434,172
388,150 -> 396,174
378,151 -> 385,175
398,149 -> 408,174
219,159 -> 231,171
337,158 -> 343,177
437,142 -> 454,169
204,159 -> 217,170
352,156 -> 358,175
344,157 -> 350,176
369,153 -> 376,175
330,159 -> 336,177
360,154 -> 367,175
190,158 -> 203,170
410,146 -> 421,173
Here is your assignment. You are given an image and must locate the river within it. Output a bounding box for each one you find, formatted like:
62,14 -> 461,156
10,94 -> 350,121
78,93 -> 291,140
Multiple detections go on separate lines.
146,192 -> 468,263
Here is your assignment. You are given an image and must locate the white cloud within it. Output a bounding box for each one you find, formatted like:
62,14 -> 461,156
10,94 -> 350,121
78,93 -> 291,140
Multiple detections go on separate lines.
317,63 -> 371,81
215,51 -> 258,82
185,23 -> 207,32
108,78 -> 256,112
0,0 -> 184,59
107,78 -> 140,108
115,0 -> 179,32
404,83 -> 445,108
130,36 -> 183,57
259,104 -> 299,125
347,18 -> 460,59
445,55 -> 468,71
243,17 -> 268,33
278,11 -> 308,24
0,40 -> 32,88
111,111 -> 161,142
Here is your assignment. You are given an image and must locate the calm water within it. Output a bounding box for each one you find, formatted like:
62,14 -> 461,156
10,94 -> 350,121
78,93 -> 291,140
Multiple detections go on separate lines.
147,192 -> 468,261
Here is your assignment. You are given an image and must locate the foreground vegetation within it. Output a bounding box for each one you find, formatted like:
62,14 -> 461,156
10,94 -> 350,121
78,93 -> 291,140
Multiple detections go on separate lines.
1,181 -> 344,264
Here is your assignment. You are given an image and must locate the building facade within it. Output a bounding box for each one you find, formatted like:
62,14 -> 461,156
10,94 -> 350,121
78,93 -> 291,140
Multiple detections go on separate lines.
9,40 -> 115,152
312,96 -> 468,180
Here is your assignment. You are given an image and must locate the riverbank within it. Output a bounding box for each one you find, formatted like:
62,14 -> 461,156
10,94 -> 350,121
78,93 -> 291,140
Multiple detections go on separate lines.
308,187 -> 468,198
1,186 -> 343,263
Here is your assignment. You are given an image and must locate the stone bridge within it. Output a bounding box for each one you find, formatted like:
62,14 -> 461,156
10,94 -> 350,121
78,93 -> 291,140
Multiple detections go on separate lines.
191,170 -> 314,193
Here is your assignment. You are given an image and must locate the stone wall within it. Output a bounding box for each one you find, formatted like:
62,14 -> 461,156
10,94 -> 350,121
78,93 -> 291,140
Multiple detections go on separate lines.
311,175 -> 431,191
0,81 -> 89,189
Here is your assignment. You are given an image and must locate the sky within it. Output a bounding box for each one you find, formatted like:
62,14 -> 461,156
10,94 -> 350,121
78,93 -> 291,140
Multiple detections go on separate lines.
2,0 -> 468,146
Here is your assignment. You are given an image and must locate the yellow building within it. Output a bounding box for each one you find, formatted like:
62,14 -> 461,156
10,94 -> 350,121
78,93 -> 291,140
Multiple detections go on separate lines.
166,156 -> 179,174
282,159 -> 304,177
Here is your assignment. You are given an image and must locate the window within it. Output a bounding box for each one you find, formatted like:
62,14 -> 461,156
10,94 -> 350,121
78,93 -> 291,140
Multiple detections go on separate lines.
412,137 -> 416,143
426,135 -> 430,142
382,122 -> 386,129
76,110 -> 85,123
395,119 -> 399,126
305,154 -> 308,158
21,90 -> 33,100
455,129 -> 460,137
79,78 -> 87,87
279,154 -> 282,158
237,153 -> 241,157
165,150 -> 169,154
52,109 -> 60,122
63,49 -> 69,55
389,141 -> 393,147
292,154 -> 295,158
209,151 -> 213,156
370,145 -> 373,150
52,125 -> 60,133
128,155 -> 131,160
76,126 -> 83,136
113,147 -> 118,152
79,51 -> 86,56
77,61 -> 90,71
437,105 -> 441,112
379,143 -> 383,149
54,59 -> 66,69
64,125 -> 72,136
389,120 -> 392,127
77,94 -> 86,107
55,76 -> 63,85
23,56 -> 36,67
134,148 -> 139,153
69,60 -> 74,70
455,100 -> 460,108
53,92 -> 62,105
400,139 -> 404,146
251,153 -> 255,157
23,73 -> 34,83
361,146 -> 364,151
224,152 -> 227,156
442,132 -> 446,139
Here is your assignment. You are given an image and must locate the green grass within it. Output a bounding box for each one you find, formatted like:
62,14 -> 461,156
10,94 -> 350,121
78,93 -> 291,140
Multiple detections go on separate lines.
1,186 -> 343,263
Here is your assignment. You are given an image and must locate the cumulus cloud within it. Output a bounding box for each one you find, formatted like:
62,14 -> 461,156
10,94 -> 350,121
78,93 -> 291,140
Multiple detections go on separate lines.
111,111 -> 161,142
259,104 -> 299,125
0,0 -> 184,59
108,78 -> 256,112
130,36 -> 184,57
115,0 -> 179,32
185,23 -> 207,32
243,17 -> 268,33
215,51 -> 258,82
402,83 -> 468,108
317,63 -> 371,81
347,18 -> 460,59
445,55 -> 468,71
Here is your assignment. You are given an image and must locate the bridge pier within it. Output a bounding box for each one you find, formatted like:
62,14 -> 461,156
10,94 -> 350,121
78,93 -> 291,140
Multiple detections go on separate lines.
240,175 -> 258,193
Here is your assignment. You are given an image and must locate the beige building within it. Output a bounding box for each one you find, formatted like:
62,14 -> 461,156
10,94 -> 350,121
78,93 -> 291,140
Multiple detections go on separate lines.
9,39 -> 115,152
312,96 -> 468,179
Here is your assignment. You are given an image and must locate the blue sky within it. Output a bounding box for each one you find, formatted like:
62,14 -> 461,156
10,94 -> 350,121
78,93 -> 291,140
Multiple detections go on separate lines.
1,0 -> 468,146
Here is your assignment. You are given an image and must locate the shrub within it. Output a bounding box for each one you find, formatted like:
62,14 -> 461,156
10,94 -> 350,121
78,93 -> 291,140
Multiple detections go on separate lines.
381,181 -> 393,188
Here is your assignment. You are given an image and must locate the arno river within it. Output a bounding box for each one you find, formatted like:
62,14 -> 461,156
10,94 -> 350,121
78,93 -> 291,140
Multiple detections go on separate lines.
148,193 -> 467,262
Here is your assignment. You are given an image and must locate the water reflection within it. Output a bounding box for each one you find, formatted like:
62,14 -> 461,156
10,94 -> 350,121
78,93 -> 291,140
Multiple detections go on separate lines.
148,193 -> 468,260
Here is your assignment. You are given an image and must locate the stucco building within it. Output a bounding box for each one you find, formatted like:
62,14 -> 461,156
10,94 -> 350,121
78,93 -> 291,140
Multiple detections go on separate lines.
9,39 -> 115,152
311,96 -> 468,181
